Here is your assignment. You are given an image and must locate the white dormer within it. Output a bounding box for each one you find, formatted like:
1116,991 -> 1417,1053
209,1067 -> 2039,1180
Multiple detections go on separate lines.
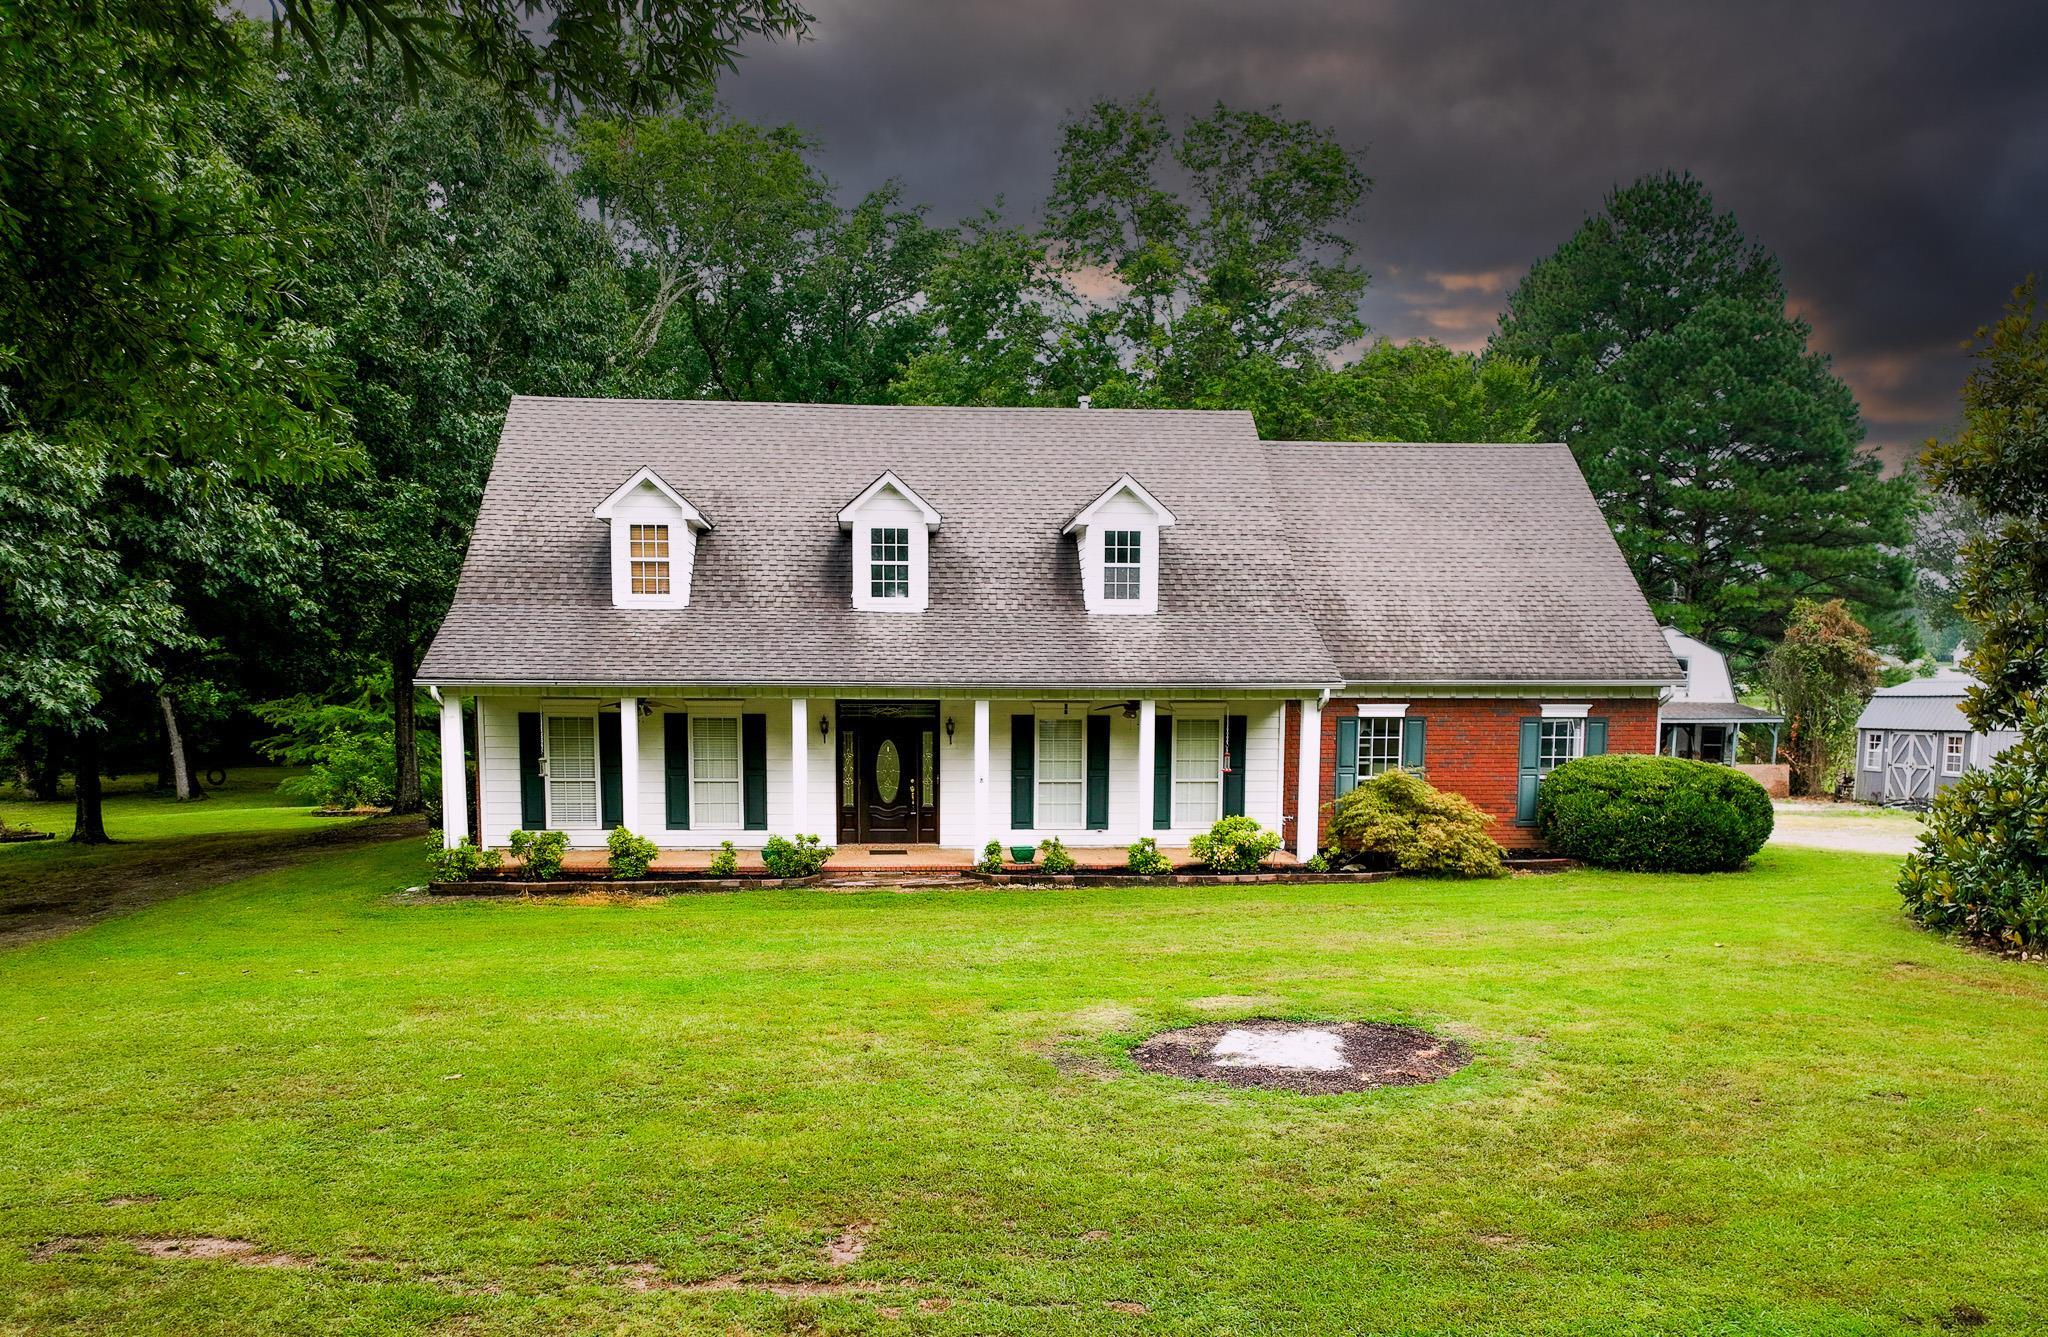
838,471 -> 941,612
594,467 -> 712,609
1063,474 -> 1176,615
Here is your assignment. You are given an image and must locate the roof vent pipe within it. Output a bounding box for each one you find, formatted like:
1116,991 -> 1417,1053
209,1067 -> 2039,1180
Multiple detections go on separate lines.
1077,393 -> 1092,409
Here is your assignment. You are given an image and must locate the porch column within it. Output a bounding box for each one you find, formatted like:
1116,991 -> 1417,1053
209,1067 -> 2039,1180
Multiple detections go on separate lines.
438,691 -> 467,849
790,698 -> 810,835
1135,698 -> 1156,837
618,696 -> 639,830
972,698 -> 991,845
1296,696 -> 1322,856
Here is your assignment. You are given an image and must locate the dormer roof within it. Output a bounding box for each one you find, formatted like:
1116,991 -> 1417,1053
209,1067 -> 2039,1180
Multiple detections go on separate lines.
592,466 -> 713,530
837,470 -> 941,530
1061,473 -> 1177,535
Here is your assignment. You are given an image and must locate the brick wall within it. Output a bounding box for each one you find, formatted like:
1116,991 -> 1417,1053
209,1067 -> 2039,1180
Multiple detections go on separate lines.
1292,695 -> 1660,851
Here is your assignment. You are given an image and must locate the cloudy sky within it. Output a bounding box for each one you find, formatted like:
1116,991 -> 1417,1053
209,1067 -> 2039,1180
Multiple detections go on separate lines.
718,0 -> 2048,465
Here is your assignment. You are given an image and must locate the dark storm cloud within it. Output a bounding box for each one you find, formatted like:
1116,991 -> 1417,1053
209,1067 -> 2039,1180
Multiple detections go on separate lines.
718,0 -> 2048,464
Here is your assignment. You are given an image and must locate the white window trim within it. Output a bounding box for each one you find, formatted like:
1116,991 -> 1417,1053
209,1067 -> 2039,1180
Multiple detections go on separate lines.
1032,711 -> 1087,832
1864,732 -> 1884,772
688,709 -> 746,831
1356,702 -> 1410,719
1168,708 -> 1225,829
1540,702 -> 1593,719
1536,716 -> 1585,775
840,472 -> 940,614
1942,733 -> 1966,777
541,708 -> 602,830
596,468 -> 709,610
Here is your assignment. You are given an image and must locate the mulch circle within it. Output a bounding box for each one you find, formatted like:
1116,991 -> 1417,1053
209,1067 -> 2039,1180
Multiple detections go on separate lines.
1130,1018 -> 1470,1095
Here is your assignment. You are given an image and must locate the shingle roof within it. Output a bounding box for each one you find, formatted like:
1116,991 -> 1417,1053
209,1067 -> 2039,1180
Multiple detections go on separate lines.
418,400 -> 1683,690
1264,442 -> 1681,684
1661,701 -> 1783,724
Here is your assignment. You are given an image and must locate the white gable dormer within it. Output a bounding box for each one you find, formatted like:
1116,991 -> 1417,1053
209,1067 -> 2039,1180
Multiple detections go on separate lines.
839,471 -> 942,612
1063,474 -> 1176,615
594,467 -> 712,609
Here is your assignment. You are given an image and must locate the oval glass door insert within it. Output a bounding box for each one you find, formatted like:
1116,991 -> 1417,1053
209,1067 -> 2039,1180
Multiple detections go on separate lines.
874,739 -> 902,803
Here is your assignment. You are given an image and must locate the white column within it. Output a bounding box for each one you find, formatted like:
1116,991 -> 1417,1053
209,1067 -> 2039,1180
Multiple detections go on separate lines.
790,698 -> 810,835
439,691 -> 467,849
618,696 -> 639,832
1296,697 -> 1322,856
1135,697 -> 1157,838
972,698 -> 992,846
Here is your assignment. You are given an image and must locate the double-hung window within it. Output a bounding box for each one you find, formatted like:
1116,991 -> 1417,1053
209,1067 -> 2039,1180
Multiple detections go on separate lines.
1037,718 -> 1085,828
545,715 -> 599,826
691,716 -> 742,827
1358,718 -> 1403,776
1864,732 -> 1883,771
1103,530 -> 1142,601
1943,734 -> 1966,776
870,528 -> 910,599
629,523 -> 671,595
1536,718 -> 1582,775
1173,716 -> 1223,826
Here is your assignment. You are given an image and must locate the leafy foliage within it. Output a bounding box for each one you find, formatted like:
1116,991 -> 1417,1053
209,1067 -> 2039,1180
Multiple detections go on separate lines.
606,826 -> 658,879
1537,756 -> 1773,873
761,833 -> 832,879
1189,816 -> 1282,874
977,839 -> 1005,875
1037,837 -> 1076,874
1310,340 -> 1549,444
427,836 -> 500,882
1898,702 -> 2048,949
508,829 -> 567,880
1124,836 -> 1172,876
254,674 -> 440,810
1764,598 -> 1882,796
708,840 -> 738,877
1325,770 -> 1506,878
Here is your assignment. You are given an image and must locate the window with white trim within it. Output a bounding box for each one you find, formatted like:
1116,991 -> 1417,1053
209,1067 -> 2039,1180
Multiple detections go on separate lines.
1537,718 -> 1582,774
545,715 -> 598,826
1942,733 -> 1965,776
1864,732 -> 1883,771
629,523 -> 671,595
1173,716 -> 1223,826
1359,717 -> 1403,776
691,716 -> 742,827
1103,530 -> 1142,601
1036,717 -> 1085,828
870,527 -> 910,600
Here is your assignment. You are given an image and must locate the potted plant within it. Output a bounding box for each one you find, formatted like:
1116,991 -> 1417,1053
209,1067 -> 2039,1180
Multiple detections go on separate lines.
1009,843 -> 1037,863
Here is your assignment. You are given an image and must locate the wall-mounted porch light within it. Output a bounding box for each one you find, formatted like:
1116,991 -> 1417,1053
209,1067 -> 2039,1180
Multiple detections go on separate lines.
944,715 -> 956,743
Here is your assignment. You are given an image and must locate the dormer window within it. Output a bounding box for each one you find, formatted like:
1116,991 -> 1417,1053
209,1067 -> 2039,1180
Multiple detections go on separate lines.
594,467 -> 712,609
1103,530 -> 1142,600
1064,475 -> 1176,615
839,471 -> 942,612
630,524 -> 671,595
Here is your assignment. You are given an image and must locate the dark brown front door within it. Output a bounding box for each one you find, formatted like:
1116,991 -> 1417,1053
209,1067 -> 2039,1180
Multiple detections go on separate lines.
836,704 -> 940,844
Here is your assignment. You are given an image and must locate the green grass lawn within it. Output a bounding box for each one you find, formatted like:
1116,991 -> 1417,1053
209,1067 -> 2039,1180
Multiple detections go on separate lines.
3,838 -> 2045,1334
0,767 -> 333,845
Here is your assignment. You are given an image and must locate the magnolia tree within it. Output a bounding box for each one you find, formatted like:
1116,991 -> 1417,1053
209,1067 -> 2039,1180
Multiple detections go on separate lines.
1764,598 -> 1881,796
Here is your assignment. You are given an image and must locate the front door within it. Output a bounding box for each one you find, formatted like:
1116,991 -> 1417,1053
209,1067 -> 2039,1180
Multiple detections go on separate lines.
836,704 -> 940,844
1884,732 -> 1936,804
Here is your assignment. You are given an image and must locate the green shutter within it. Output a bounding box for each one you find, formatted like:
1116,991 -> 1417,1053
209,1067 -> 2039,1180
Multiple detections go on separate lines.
1516,717 -> 1542,825
1222,714 -> 1249,816
1402,715 -> 1427,774
1085,714 -> 1111,830
518,711 -> 545,828
664,713 -> 690,830
1585,717 -> 1609,757
599,711 -> 623,829
1153,714 -> 1173,829
742,713 -> 768,830
1334,716 -> 1359,795
1010,714 -> 1034,828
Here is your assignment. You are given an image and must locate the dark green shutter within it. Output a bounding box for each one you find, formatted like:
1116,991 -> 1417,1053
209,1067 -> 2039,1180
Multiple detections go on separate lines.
742,713 -> 768,830
664,713 -> 690,829
1153,715 -> 1173,829
1402,715 -> 1427,774
1516,717 -> 1542,825
518,711 -> 545,828
1085,715 -> 1111,830
1222,714 -> 1249,816
1585,717 -> 1609,757
599,712 -> 623,829
1010,714 -> 1034,828
1334,716 -> 1360,795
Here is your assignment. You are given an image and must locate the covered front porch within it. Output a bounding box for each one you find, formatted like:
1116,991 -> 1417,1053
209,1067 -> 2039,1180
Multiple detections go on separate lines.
1659,700 -> 1783,764
544,842 -> 1304,877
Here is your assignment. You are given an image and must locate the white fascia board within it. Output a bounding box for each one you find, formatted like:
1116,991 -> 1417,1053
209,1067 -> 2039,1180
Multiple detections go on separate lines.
837,470 -> 942,530
1061,473 -> 1178,535
1540,702 -> 1593,719
592,466 -> 712,530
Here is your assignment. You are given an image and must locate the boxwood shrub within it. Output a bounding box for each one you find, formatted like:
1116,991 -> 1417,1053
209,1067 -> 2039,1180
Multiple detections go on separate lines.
1536,755 -> 1772,872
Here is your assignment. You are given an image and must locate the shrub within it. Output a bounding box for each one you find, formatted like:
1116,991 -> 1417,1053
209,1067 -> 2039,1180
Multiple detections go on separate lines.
977,839 -> 1004,874
1124,836 -> 1171,875
1536,755 -> 1772,872
1189,815 -> 1282,874
708,840 -> 738,877
1325,770 -> 1504,877
762,833 -> 832,879
255,672 -> 439,810
508,828 -> 568,880
1898,703 -> 2048,950
426,837 -> 501,883
606,826 -> 658,879
1038,836 -> 1076,874
1302,851 -> 1330,873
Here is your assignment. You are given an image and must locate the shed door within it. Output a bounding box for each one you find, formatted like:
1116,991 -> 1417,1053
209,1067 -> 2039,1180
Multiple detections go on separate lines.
1883,732 -> 1936,804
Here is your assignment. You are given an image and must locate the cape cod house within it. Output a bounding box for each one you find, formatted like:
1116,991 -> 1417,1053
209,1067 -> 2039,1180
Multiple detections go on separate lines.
418,398 -> 1682,861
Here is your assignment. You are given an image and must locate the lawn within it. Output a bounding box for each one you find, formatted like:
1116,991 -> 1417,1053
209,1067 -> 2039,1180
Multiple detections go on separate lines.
2,836 -> 2045,1334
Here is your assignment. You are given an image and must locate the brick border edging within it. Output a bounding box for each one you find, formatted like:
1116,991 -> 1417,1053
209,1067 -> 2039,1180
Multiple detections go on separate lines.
966,870 -> 1398,886
428,875 -> 821,896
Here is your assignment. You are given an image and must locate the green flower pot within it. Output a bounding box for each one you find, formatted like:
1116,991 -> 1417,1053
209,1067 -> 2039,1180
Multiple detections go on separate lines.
1010,844 -> 1037,863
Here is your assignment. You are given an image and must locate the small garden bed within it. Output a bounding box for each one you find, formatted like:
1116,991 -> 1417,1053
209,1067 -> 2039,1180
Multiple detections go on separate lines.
428,874 -> 820,897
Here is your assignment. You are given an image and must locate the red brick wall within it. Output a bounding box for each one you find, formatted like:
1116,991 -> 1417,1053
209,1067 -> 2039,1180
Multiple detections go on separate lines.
1281,699 -> 1302,851
1291,695 -> 1660,851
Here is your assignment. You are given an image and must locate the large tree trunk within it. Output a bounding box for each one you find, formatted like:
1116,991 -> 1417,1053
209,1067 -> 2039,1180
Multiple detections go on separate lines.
71,731 -> 109,844
389,638 -> 423,814
158,689 -> 205,801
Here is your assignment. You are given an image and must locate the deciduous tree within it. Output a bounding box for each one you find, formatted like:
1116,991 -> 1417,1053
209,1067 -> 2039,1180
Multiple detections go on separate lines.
1763,598 -> 1881,797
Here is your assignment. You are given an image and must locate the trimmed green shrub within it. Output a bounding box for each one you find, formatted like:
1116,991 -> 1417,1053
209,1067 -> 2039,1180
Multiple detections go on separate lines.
508,829 -> 568,880
1536,755 -> 1772,872
762,833 -> 832,879
1190,815 -> 1282,874
1124,836 -> 1171,875
1325,770 -> 1504,878
606,826 -> 658,879
426,837 -> 501,883
708,840 -> 738,877
1302,851 -> 1330,873
977,839 -> 1004,874
1898,702 -> 2048,950
1038,836 -> 1076,874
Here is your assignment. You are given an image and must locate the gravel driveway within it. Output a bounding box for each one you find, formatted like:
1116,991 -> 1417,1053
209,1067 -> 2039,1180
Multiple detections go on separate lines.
1769,802 -> 1924,856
